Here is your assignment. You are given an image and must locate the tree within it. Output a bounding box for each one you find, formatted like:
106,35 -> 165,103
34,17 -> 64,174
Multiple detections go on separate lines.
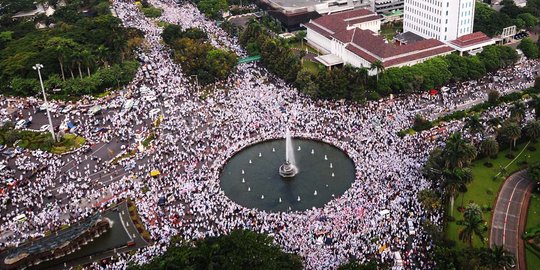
129,230 -> 303,270
510,101 -> 527,123
418,189 -> 442,213
498,120 -> 522,150
529,95 -> 540,119
528,162 -> 540,184
413,114 -> 432,131
458,208 -> 485,247
441,132 -> 477,169
442,167 -> 472,216
198,0 -> 228,20
338,260 -> 385,270
480,137 -> 499,158
161,24 -> 183,44
518,38 -> 539,59
370,60 -> 384,82
80,49 -> 94,76
488,90 -> 500,105
482,245 -> 515,270
517,13 -> 538,28
46,37 -> 78,81
524,120 -> 540,141
464,114 -> 484,136
463,203 -> 482,220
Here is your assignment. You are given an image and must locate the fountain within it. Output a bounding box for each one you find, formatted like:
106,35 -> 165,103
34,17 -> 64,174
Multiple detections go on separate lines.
219,136 -> 356,212
279,129 -> 298,178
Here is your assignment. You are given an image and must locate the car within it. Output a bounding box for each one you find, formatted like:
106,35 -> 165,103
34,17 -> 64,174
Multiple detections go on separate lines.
2,148 -> 15,159
61,105 -> 73,114
0,144 -> 5,151
39,124 -> 50,132
15,119 -> 29,130
39,103 -> 57,113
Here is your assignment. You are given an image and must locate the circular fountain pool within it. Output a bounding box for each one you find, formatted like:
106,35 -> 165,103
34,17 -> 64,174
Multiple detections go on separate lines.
219,138 -> 356,212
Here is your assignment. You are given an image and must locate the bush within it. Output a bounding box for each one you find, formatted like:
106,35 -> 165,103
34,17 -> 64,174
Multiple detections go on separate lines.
506,153 -> 516,159
528,146 -> 537,152
142,7 -> 162,18
486,188 -> 494,195
488,90 -> 500,105
413,114 -> 433,132
484,162 -> 493,168
367,91 -> 380,101
447,216 -> 456,222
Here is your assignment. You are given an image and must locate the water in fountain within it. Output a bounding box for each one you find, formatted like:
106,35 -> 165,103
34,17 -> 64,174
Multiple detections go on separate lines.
285,129 -> 296,166
279,129 -> 298,178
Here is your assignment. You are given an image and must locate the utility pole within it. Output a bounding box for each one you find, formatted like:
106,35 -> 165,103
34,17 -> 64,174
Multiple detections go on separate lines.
33,64 -> 56,142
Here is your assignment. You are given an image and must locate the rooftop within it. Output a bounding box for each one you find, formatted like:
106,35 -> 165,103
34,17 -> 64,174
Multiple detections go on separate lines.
305,10 -> 454,67
449,32 -> 493,48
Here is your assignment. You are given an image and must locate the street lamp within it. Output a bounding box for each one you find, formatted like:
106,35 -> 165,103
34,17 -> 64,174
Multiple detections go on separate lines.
33,64 -> 56,142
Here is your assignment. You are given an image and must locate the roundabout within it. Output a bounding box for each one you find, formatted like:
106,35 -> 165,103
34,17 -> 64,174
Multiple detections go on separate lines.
219,138 -> 356,212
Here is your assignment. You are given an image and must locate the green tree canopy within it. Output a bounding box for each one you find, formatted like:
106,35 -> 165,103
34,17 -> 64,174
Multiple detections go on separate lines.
129,230 -> 303,270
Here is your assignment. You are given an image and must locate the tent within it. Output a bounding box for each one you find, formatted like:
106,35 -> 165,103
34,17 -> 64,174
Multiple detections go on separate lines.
150,170 -> 160,177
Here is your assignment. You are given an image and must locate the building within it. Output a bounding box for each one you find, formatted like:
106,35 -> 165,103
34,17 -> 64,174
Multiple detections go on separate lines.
371,0 -> 404,14
403,0 -> 475,42
304,9 -> 454,75
259,0 -> 371,30
447,32 -> 496,55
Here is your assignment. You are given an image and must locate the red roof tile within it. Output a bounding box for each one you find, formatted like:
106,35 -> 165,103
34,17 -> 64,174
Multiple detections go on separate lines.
449,32 -> 492,48
305,9 -> 454,68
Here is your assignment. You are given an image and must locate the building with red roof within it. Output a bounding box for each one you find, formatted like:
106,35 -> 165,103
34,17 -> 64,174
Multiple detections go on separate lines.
447,32 -> 495,56
303,9 -> 454,75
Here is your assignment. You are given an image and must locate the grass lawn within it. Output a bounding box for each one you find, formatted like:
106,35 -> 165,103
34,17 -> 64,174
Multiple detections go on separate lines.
302,60 -> 322,74
50,133 -> 86,154
526,192 -> 540,269
446,140 -> 540,249
0,126 -> 85,154
380,22 -> 402,41
289,41 -> 319,54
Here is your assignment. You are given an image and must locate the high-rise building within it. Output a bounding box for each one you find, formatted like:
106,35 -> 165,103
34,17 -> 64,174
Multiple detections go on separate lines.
403,0 -> 475,42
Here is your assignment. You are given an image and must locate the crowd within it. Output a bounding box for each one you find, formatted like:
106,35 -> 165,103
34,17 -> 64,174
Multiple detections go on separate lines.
0,0 -> 538,269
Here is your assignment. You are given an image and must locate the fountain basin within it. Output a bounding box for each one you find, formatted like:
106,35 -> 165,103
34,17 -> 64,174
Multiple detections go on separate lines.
219,138 -> 355,212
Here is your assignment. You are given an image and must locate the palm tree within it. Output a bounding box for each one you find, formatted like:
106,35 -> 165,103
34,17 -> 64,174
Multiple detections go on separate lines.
441,132 -> 477,169
524,120 -> 540,142
71,49 -> 84,79
499,121 -> 522,151
46,37 -> 76,81
509,101 -> 527,123
443,168 -> 470,216
458,211 -> 485,247
370,60 -> 384,82
95,45 -> 110,67
81,49 -> 94,77
483,245 -> 515,270
463,203 -> 482,220
480,137 -> 499,158
464,114 -> 484,137
528,95 -> 540,119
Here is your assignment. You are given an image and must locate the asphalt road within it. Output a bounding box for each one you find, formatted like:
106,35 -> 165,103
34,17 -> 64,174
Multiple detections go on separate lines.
490,170 -> 535,270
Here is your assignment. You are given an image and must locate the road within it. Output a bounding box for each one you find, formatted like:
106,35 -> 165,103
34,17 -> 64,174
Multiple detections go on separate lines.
490,170 -> 535,270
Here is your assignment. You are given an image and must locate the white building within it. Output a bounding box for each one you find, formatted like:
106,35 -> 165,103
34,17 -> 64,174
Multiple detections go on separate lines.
304,9 -> 454,75
403,0 -> 476,42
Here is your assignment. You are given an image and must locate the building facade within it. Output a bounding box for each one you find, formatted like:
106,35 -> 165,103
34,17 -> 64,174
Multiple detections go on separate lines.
304,9 -> 454,75
371,0 -> 404,14
403,0 -> 475,41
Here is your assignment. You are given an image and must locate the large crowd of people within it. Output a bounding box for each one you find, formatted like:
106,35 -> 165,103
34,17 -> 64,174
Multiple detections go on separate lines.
0,0 -> 538,269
